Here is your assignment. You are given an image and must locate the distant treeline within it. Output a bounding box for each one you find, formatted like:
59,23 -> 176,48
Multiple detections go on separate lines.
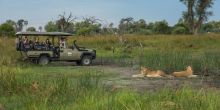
0,17 -> 219,37
0,0 -> 218,37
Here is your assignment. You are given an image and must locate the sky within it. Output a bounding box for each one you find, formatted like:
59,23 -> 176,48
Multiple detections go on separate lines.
0,0 -> 220,28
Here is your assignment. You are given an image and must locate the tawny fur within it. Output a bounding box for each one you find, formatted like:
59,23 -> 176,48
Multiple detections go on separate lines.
133,67 -> 171,78
172,66 -> 197,78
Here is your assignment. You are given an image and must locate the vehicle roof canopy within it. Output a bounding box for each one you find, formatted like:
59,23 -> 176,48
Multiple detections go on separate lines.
16,32 -> 72,37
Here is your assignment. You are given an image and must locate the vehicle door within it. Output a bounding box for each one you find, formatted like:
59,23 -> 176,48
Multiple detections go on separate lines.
59,48 -> 81,61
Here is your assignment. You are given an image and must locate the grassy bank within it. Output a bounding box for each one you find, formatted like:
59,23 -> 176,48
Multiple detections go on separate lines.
1,34 -> 220,109
1,66 -> 220,110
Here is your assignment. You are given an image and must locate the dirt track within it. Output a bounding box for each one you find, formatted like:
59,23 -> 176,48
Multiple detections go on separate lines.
90,65 -> 220,91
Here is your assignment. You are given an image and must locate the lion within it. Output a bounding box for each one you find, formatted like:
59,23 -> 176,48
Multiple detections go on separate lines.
172,66 -> 197,78
132,67 -> 171,78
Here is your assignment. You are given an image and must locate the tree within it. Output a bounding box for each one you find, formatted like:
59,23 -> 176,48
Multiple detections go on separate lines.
45,13 -> 76,33
26,27 -> 36,32
153,20 -> 171,34
202,21 -> 220,32
16,19 -> 25,32
136,19 -> 147,29
75,17 -> 102,36
6,20 -> 16,29
101,23 -> 116,35
0,23 -> 16,37
16,19 -> 28,32
56,12 -> 76,33
172,20 -> 190,34
180,0 -> 214,34
172,26 -> 189,34
180,0 -> 195,33
119,17 -> 135,34
194,0 -> 214,34
44,21 -> 58,32
132,19 -> 147,33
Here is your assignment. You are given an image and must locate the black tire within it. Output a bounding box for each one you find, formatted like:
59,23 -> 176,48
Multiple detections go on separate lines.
38,56 -> 49,66
81,56 -> 92,66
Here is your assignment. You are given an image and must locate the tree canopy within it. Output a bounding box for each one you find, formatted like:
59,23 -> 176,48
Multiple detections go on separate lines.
0,22 -> 16,37
180,0 -> 214,34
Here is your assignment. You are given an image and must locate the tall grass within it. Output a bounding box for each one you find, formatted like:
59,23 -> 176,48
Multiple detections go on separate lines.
0,37 -> 20,66
0,66 -> 220,110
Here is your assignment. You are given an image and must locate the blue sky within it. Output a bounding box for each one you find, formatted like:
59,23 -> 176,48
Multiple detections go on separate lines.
0,0 -> 220,28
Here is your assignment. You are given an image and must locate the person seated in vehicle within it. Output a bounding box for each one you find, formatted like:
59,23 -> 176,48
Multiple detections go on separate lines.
29,39 -> 34,50
33,37 -> 40,50
23,36 -> 28,44
34,37 -> 40,45
45,38 -> 52,50
23,36 -> 30,51
60,37 -> 67,49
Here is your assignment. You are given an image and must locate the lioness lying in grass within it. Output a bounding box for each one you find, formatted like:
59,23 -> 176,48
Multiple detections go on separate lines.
132,66 -> 198,78
132,67 -> 170,78
172,66 -> 197,78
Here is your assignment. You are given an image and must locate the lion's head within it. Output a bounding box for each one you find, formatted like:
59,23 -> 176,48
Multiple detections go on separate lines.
141,66 -> 152,74
186,66 -> 193,73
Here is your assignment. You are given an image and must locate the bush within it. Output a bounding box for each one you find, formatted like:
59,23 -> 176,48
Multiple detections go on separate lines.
172,26 -> 189,34
0,23 -> 15,37
26,27 -> 36,32
153,20 -> 171,34
138,29 -> 153,35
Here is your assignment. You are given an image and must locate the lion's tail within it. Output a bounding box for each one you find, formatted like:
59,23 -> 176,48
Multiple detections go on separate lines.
132,74 -> 145,78
188,75 -> 198,78
162,74 -> 174,78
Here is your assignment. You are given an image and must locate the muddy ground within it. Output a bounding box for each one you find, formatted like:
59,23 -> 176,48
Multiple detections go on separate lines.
51,61 -> 220,91
89,65 -> 220,91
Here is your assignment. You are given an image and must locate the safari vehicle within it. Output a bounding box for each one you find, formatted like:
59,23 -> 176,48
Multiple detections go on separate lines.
16,32 -> 96,66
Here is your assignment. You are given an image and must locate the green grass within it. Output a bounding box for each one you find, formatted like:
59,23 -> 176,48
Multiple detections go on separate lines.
1,66 -> 220,110
69,34 -> 220,75
1,34 -> 220,109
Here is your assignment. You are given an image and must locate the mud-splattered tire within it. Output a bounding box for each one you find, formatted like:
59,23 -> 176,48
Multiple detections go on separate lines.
38,56 -> 49,66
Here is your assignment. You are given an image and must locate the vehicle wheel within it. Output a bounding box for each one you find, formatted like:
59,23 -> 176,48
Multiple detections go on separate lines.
81,56 -> 92,66
38,56 -> 49,66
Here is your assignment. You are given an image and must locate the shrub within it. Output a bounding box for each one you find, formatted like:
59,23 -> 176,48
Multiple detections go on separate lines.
0,23 -> 15,37
138,29 -> 153,35
172,26 -> 189,34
